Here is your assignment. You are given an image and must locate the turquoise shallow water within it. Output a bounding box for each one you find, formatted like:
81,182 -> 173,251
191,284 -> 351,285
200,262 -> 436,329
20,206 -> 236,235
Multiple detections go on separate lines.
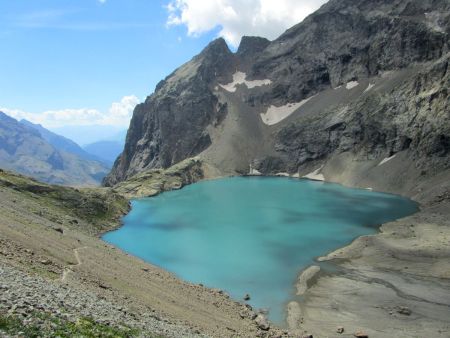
103,177 -> 418,324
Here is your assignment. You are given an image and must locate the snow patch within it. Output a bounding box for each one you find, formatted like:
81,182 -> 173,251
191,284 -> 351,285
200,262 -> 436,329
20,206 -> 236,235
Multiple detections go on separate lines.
275,172 -> 290,177
219,71 -> 271,92
303,166 -> 325,181
260,96 -> 314,125
346,81 -> 359,89
248,164 -> 261,176
364,83 -> 375,93
378,154 -> 396,166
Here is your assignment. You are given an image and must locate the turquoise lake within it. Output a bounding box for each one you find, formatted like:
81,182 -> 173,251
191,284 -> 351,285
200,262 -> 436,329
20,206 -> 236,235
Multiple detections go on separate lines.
103,177 -> 418,324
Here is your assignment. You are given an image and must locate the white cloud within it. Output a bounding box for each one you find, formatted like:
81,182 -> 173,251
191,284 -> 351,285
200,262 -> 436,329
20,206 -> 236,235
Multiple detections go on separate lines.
166,0 -> 328,47
1,95 -> 140,128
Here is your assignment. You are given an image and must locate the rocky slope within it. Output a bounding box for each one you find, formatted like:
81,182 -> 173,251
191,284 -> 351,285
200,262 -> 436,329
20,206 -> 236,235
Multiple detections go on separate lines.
105,0 -> 449,186
0,169 -> 276,337
0,112 -> 110,186
111,157 -> 204,199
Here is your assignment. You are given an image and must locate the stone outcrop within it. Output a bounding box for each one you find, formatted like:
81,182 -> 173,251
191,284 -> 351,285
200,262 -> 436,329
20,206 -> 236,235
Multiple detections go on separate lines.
111,158 -> 204,199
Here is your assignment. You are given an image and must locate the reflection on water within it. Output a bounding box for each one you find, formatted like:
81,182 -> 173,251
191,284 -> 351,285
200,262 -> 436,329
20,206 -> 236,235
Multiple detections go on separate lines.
103,177 -> 418,325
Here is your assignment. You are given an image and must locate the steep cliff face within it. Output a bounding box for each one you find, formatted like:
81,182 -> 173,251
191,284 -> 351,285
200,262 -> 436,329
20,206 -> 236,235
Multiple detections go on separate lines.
251,0 -> 449,105
104,39 -> 234,185
105,0 -> 449,187
270,56 -> 449,172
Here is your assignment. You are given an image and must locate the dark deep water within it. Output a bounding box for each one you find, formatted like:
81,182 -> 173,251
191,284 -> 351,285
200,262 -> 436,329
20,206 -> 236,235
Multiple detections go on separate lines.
103,177 -> 418,324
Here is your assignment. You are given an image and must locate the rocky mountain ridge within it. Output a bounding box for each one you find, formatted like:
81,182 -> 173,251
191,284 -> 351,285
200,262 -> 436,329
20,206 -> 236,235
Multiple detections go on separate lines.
105,0 -> 449,188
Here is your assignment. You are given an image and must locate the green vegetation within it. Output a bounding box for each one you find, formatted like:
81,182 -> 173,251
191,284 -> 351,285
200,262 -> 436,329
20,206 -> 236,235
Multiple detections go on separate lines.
0,169 -> 129,234
0,312 -> 142,338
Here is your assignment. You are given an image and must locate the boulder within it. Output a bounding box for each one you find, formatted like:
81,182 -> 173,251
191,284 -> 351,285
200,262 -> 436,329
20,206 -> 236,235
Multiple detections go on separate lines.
255,314 -> 270,331
397,306 -> 412,316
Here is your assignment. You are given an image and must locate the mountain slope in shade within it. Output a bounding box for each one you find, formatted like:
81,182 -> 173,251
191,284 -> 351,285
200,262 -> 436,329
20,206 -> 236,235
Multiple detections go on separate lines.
20,119 -> 109,166
0,112 -> 109,186
83,140 -> 124,165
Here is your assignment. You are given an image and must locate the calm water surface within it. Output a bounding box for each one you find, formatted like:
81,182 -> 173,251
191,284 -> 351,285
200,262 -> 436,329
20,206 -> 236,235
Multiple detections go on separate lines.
103,177 -> 418,324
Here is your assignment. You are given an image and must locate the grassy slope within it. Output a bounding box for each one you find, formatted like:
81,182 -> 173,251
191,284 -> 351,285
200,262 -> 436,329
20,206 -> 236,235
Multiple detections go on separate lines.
0,168 -> 129,235
0,312 -> 144,338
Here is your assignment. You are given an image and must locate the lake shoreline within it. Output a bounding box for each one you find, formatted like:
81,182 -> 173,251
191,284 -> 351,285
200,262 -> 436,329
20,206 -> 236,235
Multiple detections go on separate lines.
109,154 -> 450,337
104,176 -> 417,327
1,161 -> 449,338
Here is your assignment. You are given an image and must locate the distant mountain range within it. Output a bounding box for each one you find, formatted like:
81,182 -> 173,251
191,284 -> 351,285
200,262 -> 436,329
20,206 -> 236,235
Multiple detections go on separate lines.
0,112 -> 111,186
83,140 -> 123,165
51,125 -> 127,147
46,124 -> 125,165
20,119 -> 108,164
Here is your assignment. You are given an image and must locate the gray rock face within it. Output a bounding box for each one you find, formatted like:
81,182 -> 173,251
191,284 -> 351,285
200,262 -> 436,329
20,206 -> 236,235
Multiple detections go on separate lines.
106,0 -> 450,186
236,36 -> 271,69
267,56 -> 449,175
104,38 -> 233,185
250,0 -> 449,105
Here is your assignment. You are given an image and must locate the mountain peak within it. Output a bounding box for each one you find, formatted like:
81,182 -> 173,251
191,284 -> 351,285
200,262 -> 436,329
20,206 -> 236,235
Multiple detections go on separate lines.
237,36 -> 270,57
198,37 -> 232,60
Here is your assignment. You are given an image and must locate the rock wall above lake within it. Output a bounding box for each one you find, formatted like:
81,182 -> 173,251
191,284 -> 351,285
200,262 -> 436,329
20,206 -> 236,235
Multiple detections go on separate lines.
105,0 -> 450,188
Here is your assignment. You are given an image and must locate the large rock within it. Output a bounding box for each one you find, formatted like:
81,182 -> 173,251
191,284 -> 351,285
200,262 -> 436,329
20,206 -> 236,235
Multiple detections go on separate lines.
254,314 -> 270,331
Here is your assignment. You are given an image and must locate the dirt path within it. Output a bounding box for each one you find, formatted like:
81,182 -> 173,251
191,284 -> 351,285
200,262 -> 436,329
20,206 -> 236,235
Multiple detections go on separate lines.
61,247 -> 87,282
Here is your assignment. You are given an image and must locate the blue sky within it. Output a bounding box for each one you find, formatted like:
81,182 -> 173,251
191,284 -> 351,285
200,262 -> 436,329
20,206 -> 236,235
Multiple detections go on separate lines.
0,0 -> 217,113
0,0 -> 326,143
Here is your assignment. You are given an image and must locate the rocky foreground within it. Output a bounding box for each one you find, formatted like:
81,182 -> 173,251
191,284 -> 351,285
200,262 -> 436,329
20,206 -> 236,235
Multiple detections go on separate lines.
0,169 -> 290,338
1,155 -> 450,338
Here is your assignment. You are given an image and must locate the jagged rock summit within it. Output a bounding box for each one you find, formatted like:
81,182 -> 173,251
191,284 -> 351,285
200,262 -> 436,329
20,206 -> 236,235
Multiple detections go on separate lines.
105,0 -> 449,196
